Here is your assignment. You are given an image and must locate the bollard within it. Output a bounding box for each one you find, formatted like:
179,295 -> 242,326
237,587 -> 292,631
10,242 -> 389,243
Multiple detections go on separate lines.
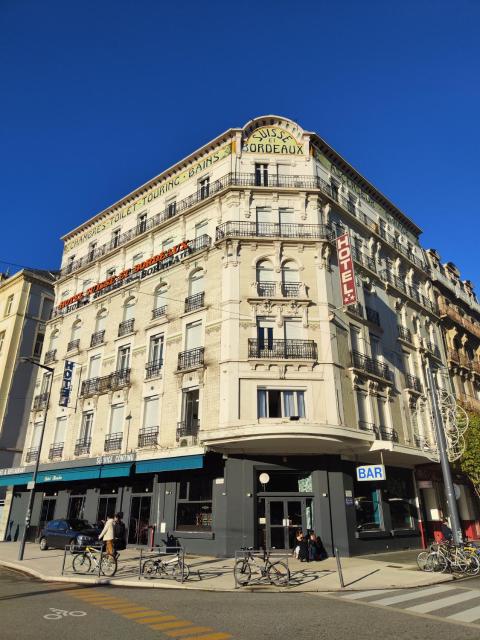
335,547 -> 345,588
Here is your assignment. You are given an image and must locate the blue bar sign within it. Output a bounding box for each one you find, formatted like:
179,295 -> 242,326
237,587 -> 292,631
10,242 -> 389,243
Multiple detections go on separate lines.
356,464 -> 386,481
59,361 -> 75,407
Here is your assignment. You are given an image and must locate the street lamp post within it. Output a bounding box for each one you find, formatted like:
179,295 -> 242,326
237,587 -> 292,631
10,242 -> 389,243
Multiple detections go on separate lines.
17,358 -> 54,561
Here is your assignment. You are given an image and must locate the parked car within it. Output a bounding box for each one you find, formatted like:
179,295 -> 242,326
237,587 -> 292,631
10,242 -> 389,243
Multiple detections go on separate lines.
39,519 -> 101,551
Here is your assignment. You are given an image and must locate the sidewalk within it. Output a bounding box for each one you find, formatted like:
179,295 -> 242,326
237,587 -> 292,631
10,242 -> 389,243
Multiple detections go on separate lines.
0,542 -> 453,592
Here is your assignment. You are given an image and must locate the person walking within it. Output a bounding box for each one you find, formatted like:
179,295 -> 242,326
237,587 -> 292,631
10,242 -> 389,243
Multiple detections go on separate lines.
113,512 -> 127,555
98,515 -> 115,555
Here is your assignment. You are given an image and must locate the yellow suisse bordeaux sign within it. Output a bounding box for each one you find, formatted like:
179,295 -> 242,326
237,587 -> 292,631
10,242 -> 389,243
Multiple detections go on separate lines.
64,144 -> 232,252
242,127 -> 304,155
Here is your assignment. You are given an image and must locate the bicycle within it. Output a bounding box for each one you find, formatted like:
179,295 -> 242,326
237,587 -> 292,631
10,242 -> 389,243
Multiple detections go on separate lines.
72,545 -> 117,577
142,550 -> 190,582
419,542 -> 480,576
234,547 -> 290,586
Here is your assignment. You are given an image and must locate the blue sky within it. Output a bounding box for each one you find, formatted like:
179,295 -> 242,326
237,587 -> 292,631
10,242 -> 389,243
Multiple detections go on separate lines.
1,0 -> 479,285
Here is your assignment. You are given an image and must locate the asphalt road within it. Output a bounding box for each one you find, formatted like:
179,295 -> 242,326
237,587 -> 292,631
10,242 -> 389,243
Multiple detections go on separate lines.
2,566 -> 480,640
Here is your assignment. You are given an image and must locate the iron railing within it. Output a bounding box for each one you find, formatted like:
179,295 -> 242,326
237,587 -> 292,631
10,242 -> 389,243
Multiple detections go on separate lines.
248,339 -> 317,360
67,338 -> 80,352
256,281 -> 276,297
138,427 -> 159,448
80,368 -> 131,397
381,270 -> 437,314
425,341 -> 441,359
33,393 -> 49,411
346,302 -> 365,318
145,360 -> 163,379
176,419 -> 200,442
282,282 -> 302,297
365,307 -> 380,326
184,292 -> 204,313
74,438 -> 91,456
379,427 -> 399,442
118,319 -> 135,336
216,220 -> 333,241
398,325 -> 413,343
104,432 -> 123,452
351,350 -> 393,381
177,347 -> 205,371
351,246 -> 377,273
44,349 -> 57,365
152,305 -> 167,319
90,330 -> 105,347
25,447 -> 39,463
48,443 -> 64,460
405,373 -> 423,393
358,421 -> 378,435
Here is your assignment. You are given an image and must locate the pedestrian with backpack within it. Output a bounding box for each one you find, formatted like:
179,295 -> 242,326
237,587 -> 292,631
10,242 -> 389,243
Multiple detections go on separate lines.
113,512 -> 127,556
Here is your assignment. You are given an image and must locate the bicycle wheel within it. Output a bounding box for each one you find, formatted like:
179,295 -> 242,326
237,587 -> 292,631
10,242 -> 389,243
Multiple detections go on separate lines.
72,553 -> 91,574
416,551 -> 431,572
172,560 -> 190,582
460,551 -> 480,576
100,553 -> 117,577
423,552 -> 447,573
267,561 -> 290,586
142,560 -> 159,579
234,559 -> 251,586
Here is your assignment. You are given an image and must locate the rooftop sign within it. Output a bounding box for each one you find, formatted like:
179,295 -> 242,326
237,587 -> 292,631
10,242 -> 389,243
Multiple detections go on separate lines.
242,127 -> 304,155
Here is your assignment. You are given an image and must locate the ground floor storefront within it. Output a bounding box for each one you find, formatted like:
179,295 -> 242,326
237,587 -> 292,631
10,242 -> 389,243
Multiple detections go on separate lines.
0,451 -> 427,556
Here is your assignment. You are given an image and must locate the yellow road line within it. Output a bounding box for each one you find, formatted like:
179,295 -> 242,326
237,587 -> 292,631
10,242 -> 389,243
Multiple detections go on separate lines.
148,622 -> 195,631
100,605 -> 148,612
136,615 -> 178,625
122,610 -> 165,619
179,634 -> 232,640
164,627 -> 214,637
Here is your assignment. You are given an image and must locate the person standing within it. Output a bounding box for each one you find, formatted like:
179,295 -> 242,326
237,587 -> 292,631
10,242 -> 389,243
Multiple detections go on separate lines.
99,515 -> 115,555
113,512 -> 127,555
441,516 -> 453,542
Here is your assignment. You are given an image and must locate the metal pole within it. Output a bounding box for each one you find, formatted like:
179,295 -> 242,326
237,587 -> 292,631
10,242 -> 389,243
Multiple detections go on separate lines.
335,547 -> 345,588
425,359 -> 463,545
18,361 -> 53,561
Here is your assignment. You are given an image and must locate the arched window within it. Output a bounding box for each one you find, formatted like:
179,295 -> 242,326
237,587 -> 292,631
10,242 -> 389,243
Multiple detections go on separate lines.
95,309 -> 107,333
71,320 -> 81,342
123,297 -> 136,322
153,284 -> 168,317
281,261 -> 300,296
188,269 -> 204,297
256,260 -> 275,296
49,329 -> 59,352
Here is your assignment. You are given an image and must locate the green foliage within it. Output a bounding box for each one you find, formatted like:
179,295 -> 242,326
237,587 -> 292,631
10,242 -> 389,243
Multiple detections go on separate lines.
459,412 -> 480,498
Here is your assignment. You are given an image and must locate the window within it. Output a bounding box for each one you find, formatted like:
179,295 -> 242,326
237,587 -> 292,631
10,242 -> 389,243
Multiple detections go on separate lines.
350,326 -> 362,353
95,309 -> 107,332
143,396 -> 159,429
356,390 -> 371,430
88,354 -> 101,379
385,474 -> 415,530
162,237 -> 174,251
40,372 -> 51,395
194,220 -> 208,238
284,318 -> 303,340
255,163 -> 268,186
330,180 -> 339,202
354,481 -> 383,532
109,404 -> 124,434
199,177 -> 210,200
281,261 -> 300,293
97,497 -> 117,523
71,320 -> 81,342
176,478 -> 212,532
4,294 -> 14,317
117,345 -> 130,371
112,228 -> 120,248
256,260 -> 275,296
33,328 -> 45,358
123,297 -> 135,321
257,317 -> 274,351
279,207 -> 295,227
370,334 -> 382,360
0,331 -> 5,355
167,200 -> 177,217
257,389 -> 305,418
188,269 -> 204,296
66,255 -> 75,273
31,421 -> 43,449
154,284 -> 167,311
256,206 -> 273,230
132,253 -> 143,267
40,298 -> 53,321
54,417 -> 67,444
182,388 -> 199,428
88,242 -> 97,261
149,334 -> 164,364
80,412 -> 94,441
137,212 -> 147,234
185,321 -> 202,350
106,267 -> 116,278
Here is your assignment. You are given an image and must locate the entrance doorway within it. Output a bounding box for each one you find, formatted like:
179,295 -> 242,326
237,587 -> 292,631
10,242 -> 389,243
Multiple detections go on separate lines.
258,497 -> 313,550
39,498 -> 56,531
128,495 -> 152,545
68,495 -> 86,519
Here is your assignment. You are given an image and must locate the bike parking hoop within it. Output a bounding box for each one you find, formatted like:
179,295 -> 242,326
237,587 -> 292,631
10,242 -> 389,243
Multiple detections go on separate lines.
233,548 -> 290,589
138,545 -> 190,583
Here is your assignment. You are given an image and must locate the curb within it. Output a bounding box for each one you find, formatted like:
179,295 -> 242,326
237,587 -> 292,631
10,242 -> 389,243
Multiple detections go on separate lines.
0,559 -> 454,593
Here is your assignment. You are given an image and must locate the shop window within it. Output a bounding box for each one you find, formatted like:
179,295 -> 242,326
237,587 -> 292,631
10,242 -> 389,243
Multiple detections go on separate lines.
97,497 -> 117,525
257,389 -> 305,418
385,474 -> 416,530
176,478 -> 213,532
354,481 -> 383,532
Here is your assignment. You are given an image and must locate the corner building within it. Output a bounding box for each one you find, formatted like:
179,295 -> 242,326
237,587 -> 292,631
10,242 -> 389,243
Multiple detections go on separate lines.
2,116 -> 450,555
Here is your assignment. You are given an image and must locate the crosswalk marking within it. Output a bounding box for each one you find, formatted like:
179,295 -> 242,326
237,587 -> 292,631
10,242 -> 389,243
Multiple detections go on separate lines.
407,590 -> 480,614
371,584 -> 453,606
342,589 -> 395,600
448,604 -> 480,623
148,621 -> 194,631
136,615 -> 178,624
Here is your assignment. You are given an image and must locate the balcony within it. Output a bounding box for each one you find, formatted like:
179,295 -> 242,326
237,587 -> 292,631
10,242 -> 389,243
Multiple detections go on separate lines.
90,330 -> 105,347
80,368 -> 131,397
152,305 -> 167,319
104,432 -> 123,452
138,427 -> 159,448
358,421 -> 378,436
282,282 -> 302,297
425,341 -> 441,360
145,360 -> 163,379
365,306 -> 380,326
351,351 -> 393,382
379,426 -> 399,442
378,228 -> 427,272
176,419 -> 200,443
44,349 -> 57,365
256,281 -> 276,297
33,393 -> 49,411
48,443 -> 64,460
216,220 -> 333,241
381,271 -> 437,315
346,302 -> 365,319
248,339 -> 317,360
405,373 -> 423,393
351,246 -> 377,273
74,438 -> 91,456
184,292 -> 205,313
67,338 -> 80,352
398,325 -> 413,343
118,319 -> 134,336
438,301 -> 480,340
25,447 -> 39,463
177,347 -> 205,371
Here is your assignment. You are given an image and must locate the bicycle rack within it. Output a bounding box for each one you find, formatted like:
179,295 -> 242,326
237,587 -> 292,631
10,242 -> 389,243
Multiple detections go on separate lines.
138,545 -> 188,583
61,543 -> 107,578
233,549 -> 290,589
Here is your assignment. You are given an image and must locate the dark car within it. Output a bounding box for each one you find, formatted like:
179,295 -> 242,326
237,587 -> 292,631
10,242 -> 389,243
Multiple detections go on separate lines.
39,519 -> 101,551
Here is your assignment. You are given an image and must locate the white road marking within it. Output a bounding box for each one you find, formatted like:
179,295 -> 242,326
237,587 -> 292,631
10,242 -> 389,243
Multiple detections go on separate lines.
43,608 -> 87,620
448,604 -> 480,623
371,584 -> 453,606
341,589 -> 396,600
407,590 -> 480,614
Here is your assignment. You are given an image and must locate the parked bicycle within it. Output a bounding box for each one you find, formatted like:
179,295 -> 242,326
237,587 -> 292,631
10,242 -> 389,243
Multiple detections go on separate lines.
234,547 -> 290,586
72,545 -> 117,577
417,541 -> 480,575
142,549 -> 190,581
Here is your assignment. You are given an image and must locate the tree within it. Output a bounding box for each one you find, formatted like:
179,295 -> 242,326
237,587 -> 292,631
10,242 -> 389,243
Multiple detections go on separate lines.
459,412 -> 480,499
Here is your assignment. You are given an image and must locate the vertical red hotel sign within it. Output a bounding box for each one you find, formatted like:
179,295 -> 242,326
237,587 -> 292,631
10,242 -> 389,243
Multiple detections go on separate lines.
336,233 -> 357,306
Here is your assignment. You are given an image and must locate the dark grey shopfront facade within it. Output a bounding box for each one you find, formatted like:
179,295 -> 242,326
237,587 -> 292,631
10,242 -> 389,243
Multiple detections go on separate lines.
2,452 -> 421,556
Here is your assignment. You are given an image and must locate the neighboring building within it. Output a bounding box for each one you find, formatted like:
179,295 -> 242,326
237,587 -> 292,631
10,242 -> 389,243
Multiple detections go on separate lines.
0,269 -> 56,531
0,116 -> 473,554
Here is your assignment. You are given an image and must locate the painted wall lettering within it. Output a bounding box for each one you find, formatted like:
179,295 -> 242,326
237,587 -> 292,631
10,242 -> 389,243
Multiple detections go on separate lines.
242,127 -> 304,155
336,233 -> 357,306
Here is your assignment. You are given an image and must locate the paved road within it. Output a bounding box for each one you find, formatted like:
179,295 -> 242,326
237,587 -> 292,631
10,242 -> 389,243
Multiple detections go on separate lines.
2,566 -> 480,640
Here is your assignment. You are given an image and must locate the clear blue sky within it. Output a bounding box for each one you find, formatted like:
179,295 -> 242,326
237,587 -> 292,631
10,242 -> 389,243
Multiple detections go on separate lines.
1,1 -> 479,285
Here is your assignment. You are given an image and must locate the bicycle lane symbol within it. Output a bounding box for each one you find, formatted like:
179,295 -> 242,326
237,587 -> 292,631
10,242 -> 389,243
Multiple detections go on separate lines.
43,608 -> 87,620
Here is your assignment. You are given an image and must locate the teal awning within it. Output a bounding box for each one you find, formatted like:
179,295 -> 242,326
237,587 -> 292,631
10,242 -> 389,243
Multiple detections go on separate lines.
0,472 -> 33,487
37,466 -> 101,483
0,461 -> 133,486
99,462 -> 132,479
136,454 -> 204,474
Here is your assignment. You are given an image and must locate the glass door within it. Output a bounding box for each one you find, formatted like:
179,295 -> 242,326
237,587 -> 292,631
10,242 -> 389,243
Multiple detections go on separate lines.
128,496 -> 152,545
263,499 -> 306,550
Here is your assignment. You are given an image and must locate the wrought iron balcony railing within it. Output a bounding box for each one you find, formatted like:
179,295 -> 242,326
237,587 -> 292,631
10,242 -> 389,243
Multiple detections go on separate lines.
138,426 -> 159,448
405,373 -> 423,393
358,421 -> 379,435
80,368 -> 131,397
398,325 -> 413,343
44,349 -> 57,365
145,360 -> 163,379
176,419 -> 200,442
74,438 -> 91,456
379,426 -> 399,442
346,302 -> 365,319
177,347 -> 205,371
425,341 -> 441,359
184,292 -> 205,313
351,350 -> 393,382
365,306 -> 380,326
248,338 -> 317,360
351,246 -> 377,273
118,319 -> 135,336
381,270 -> 437,315
104,432 -> 123,452
48,442 -> 64,460
256,281 -> 276,297
216,220 -> 333,241
90,330 -> 105,347
25,447 -> 39,463
282,282 -> 302,297
67,338 -> 80,352
152,305 -> 167,319
33,393 -> 49,411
